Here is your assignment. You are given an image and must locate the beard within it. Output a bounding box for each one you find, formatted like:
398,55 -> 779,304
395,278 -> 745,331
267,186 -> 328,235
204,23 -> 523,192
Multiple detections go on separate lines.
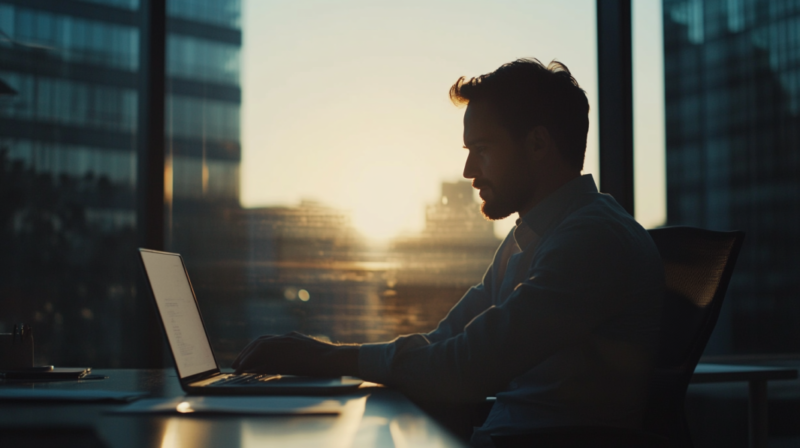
472,146 -> 536,220
475,177 -> 532,220
481,197 -> 515,220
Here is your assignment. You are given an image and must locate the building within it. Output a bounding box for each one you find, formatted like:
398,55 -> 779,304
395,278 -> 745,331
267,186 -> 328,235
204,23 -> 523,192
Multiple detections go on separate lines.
663,0 -> 800,354
391,180 -> 499,287
0,0 -> 242,366
422,180 -> 498,243
165,0 -> 242,218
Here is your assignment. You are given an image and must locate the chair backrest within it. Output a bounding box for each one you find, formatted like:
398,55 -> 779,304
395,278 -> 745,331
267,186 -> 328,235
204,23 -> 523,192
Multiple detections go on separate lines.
644,226 -> 745,447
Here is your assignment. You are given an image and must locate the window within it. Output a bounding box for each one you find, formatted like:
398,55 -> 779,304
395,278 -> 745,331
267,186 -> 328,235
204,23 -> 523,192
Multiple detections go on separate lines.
0,0 -> 604,367
12,7 -> 139,70
164,0 -> 599,365
14,1 -> 776,369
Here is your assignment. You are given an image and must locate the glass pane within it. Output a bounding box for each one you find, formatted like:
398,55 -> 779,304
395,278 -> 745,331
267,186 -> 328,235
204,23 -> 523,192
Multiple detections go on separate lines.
662,0 -> 800,354
164,0 -> 243,364
633,0 -> 667,229
168,0 -> 240,28
0,1 -> 140,366
166,0 -> 599,366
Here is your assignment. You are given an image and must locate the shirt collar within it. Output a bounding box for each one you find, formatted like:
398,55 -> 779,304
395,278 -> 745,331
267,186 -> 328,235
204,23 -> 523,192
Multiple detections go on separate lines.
513,217 -> 538,250
517,174 -> 598,242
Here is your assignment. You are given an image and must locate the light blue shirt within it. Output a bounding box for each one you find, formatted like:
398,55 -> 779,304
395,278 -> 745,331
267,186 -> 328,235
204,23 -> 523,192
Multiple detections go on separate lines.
359,174 -> 665,446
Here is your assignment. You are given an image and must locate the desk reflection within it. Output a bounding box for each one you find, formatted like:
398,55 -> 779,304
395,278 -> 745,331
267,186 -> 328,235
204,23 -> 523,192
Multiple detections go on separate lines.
389,414 -> 452,448
144,397 -> 454,448
142,397 -> 367,448
0,370 -> 464,448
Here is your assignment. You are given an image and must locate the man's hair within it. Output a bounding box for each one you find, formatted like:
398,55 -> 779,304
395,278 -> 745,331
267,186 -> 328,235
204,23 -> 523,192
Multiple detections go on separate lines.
449,58 -> 589,171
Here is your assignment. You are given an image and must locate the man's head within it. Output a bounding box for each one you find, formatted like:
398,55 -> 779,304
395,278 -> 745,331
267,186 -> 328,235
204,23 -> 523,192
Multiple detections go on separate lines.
451,58 -> 589,220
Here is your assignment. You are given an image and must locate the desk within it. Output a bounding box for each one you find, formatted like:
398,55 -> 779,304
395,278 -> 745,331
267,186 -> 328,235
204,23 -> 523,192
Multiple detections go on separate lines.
0,369 -> 465,448
692,363 -> 798,448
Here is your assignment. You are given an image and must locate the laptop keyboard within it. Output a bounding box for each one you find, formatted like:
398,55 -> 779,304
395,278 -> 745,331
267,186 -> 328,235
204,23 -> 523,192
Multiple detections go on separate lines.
210,373 -> 280,386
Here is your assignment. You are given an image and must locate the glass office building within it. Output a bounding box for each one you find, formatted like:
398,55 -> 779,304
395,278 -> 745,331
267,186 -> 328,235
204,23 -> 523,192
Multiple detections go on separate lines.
663,0 -> 800,354
0,0 -> 142,366
0,0 -> 242,366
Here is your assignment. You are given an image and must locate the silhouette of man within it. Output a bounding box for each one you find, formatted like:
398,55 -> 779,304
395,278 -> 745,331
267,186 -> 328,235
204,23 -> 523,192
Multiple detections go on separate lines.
233,59 -> 664,447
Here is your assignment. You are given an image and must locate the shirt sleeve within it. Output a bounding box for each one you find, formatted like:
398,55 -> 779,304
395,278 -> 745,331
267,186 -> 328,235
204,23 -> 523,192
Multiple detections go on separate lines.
422,230 -> 519,342
358,218 -> 660,402
424,282 -> 494,343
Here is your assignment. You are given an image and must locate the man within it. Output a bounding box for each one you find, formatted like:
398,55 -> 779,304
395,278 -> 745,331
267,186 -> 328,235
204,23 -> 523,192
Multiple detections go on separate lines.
233,59 -> 665,446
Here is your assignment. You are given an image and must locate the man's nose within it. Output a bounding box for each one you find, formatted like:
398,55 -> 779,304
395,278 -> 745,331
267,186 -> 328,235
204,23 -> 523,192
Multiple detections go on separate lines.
463,152 -> 479,179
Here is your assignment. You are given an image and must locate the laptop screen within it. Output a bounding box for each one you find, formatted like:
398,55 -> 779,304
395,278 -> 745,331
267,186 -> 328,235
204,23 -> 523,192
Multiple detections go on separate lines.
140,250 -> 217,379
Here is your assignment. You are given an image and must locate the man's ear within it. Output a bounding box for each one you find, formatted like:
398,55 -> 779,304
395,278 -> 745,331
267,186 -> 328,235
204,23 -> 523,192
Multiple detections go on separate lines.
524,126 -> 553,162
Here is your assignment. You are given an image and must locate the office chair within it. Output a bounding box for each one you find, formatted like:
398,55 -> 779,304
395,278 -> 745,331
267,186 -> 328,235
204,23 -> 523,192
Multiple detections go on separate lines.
493,226 -> 745,448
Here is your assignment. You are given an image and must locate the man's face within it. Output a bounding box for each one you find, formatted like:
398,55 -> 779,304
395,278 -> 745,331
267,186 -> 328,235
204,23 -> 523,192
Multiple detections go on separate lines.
462,101 -> 536,220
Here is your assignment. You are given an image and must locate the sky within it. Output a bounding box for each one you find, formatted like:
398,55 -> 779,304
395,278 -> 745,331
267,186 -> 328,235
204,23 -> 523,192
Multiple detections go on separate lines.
240,0 -> 665,241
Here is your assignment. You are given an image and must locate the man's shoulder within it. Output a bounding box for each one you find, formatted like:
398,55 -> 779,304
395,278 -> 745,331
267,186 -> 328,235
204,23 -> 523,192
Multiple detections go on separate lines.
529,191 -> 664,296
539,192 -> 661,266
551,192 -> 644,238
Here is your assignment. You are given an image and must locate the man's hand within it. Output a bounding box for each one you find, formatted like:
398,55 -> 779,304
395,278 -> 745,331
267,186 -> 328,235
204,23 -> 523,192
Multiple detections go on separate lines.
231,332 -> 360,377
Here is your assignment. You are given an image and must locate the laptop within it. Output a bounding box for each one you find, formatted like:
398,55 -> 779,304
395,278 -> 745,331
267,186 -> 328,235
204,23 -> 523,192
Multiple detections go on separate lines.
138,248 -> 363,395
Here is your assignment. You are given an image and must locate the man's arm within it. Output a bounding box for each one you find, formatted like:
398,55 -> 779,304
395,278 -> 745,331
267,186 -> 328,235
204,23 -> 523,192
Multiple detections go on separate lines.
231,281 -> 493,376
424,231 -> 515,342
425,279 -> 493,343
231,221 -> 662,401
232,237 -> 501,375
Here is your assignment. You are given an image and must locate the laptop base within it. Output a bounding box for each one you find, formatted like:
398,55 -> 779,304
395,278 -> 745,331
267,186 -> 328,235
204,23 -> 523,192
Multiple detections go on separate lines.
187,376 -> 364,395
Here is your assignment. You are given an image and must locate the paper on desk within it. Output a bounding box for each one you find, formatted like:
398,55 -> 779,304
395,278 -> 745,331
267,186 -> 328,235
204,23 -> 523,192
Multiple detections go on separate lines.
0,389 -> 147,402
112,396 -> 344,415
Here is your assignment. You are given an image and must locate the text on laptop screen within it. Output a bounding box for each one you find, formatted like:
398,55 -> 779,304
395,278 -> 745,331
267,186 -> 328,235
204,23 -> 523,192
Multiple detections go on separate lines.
140,251 -> 217,378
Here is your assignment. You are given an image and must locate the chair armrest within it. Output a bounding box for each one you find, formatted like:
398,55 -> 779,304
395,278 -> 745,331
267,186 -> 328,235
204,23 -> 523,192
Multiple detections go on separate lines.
491,426 -> 670,448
